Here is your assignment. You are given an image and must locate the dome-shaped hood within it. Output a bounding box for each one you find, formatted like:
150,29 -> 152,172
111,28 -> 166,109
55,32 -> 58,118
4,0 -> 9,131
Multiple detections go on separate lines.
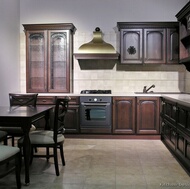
74,27 -> 119,60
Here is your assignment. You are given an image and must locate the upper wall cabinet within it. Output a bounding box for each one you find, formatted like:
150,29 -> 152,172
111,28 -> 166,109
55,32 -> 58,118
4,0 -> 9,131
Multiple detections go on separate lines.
23,23 -> 76,93
117,22 -> 179,64
176,2 -> 190,71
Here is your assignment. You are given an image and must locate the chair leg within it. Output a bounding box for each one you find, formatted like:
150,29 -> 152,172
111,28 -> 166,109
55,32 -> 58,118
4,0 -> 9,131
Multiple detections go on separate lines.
12,136 -> 15,146
34,147 -> 38,153
60,144 -> 65,166
46,147 -> 50,161
53,147 -> 59,176
4,138 -> 8,145
15,153 -> 21,189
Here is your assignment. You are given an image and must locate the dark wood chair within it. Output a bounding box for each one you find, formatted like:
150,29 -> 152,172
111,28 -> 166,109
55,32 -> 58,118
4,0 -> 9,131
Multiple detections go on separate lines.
18,97 -> 70,176
0,130 -> 7,143
0,131 -> 21,189
0,93 -> 38,146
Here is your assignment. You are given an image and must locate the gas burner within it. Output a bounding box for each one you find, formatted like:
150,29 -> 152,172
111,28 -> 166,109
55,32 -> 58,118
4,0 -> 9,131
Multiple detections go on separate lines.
80,90 -> 111,94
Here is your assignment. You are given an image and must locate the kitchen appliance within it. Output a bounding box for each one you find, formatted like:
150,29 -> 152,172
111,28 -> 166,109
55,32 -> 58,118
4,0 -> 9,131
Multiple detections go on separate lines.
74,27 -> 119,60
80,90 -> 112,133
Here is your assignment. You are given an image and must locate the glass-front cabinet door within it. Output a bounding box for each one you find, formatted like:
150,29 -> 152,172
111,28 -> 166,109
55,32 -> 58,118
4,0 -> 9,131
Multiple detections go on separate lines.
24,23 -> 76,93
48,30 -> 70,92
26,31 -> 47,92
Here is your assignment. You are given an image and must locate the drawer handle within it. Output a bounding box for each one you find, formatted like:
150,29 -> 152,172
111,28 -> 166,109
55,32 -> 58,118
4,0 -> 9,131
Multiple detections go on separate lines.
173,131 -> 176,136
162,102 -> 165,105
42,100 -> 47,102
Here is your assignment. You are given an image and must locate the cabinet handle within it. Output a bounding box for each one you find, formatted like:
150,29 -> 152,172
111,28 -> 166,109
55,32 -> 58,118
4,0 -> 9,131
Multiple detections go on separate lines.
173,106 -> 177,111
42,100 -> 47,102
161,102 -> 165,105
162,122 -> 165,127
173,131 -> 176,136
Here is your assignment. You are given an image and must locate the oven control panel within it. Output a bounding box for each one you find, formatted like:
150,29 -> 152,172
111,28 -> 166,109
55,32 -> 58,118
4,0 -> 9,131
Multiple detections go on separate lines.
80,96 -> 111,103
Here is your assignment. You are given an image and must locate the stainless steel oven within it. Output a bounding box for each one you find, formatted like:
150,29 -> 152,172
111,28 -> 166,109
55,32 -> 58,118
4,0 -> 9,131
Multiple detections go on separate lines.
80,92 -> 112,134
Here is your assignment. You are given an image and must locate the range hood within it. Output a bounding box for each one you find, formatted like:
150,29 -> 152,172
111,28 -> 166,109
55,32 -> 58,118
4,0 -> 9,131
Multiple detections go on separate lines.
74,27 -> 119,60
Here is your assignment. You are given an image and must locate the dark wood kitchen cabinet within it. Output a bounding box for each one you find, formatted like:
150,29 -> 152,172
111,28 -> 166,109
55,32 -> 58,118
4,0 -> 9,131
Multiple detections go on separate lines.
57,96 -> 80,133
136,97 -> 160,134
161,97 -> 190,174
36,96 -> 79,133
144,28 -> 166,64
23,23 -> 76,93
118,28 -> 143,64
176,1 -> 190,71
117,22 -> 179,64
112,97 -> 135,134
160,98 -> 177,151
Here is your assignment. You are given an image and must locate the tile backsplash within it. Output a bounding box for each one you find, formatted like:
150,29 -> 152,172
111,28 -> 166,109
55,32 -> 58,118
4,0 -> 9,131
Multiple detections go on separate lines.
20,31 -> 186,94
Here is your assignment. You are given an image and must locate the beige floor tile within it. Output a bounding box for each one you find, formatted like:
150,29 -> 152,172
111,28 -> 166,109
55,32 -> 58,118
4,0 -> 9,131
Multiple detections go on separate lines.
1,138 -> 190,189
116,174 -> 147,185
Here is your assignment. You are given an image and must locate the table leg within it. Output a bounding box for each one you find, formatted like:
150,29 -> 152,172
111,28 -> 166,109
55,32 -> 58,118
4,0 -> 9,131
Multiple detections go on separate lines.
22,120 -> 31,185
44,109 -> 51,130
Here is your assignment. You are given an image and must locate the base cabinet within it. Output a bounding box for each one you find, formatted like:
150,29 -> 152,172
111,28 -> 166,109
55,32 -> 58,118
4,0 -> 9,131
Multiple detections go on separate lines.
36,96 -> 79,134
112,96 -> 160,135
63,96 -> 79,133
136,97 -> 160,134
112,97 -> 135,134
161,97 -> 190,174
161,119 -> 176,151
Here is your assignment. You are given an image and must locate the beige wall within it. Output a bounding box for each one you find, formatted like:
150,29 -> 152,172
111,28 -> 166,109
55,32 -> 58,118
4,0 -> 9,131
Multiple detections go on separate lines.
0,0 -> 20,105
19,0 -> 188,94
185,71 -> 190,92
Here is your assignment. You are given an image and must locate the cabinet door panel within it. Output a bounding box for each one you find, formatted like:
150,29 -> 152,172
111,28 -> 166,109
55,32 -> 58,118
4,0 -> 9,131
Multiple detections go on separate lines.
177,133 -> 184,155
65,106 -> 79,133
121,29 -> 142,64
144,29 -> 166,64
177,104 -> 190,134
113,97 -> 135,134
48,30 -> 70,92
137,97 -> 160,134
162,99 -> 177,125
186,141 -> 190,161
167,28 -> 179,64
26,31 -> 47,92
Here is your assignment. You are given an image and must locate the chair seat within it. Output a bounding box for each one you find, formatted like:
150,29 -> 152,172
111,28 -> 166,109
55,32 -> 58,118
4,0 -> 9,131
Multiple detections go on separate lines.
18,130 -> 65,145
0,144 -> 21,189
0,145 -> 20,161
0,131 -> 7,141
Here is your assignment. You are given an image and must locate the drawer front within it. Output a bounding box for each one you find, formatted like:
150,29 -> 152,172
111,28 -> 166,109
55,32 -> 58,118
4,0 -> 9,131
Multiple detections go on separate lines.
37,96 -> 56,105
56,96 -> 79,105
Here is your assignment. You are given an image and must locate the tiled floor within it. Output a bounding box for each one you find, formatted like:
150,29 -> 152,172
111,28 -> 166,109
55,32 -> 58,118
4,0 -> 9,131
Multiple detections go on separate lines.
1,138 -> 190,189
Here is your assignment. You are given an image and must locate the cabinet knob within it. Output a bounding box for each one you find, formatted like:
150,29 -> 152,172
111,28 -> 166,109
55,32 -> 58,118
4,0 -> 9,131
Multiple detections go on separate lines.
173,131 -> 176,136
161,102 -> 165,105
173,106 -> 177,111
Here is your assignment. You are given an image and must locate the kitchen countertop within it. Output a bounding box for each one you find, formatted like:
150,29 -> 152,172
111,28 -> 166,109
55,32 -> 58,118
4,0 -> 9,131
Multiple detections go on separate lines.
38,92 -> 190,107
161,94 -> 190,107
38,92 -> 183,97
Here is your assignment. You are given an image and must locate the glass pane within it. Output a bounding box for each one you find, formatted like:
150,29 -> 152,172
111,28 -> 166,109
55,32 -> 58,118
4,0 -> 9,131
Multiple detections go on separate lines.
50,32 -> 67,90
28,33 -> 46,90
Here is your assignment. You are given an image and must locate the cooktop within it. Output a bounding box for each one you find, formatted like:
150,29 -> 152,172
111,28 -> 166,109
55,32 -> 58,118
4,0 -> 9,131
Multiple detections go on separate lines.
80,90 -> 111,94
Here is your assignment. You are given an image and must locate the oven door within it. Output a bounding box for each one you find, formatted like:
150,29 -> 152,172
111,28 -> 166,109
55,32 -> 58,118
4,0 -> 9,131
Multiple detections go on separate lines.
80,102 -> 111,128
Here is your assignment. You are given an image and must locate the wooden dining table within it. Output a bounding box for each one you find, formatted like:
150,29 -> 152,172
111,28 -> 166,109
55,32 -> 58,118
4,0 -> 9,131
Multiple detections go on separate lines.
0,105 -> 54,185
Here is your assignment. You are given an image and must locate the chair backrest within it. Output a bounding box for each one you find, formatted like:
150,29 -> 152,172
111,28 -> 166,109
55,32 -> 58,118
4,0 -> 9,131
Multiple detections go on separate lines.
9,93 -> 38,107
53,97 -> 70,143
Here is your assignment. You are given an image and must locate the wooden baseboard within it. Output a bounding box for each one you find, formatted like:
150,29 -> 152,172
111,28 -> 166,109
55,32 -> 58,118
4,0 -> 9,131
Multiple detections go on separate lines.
65,134 -> 161,140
